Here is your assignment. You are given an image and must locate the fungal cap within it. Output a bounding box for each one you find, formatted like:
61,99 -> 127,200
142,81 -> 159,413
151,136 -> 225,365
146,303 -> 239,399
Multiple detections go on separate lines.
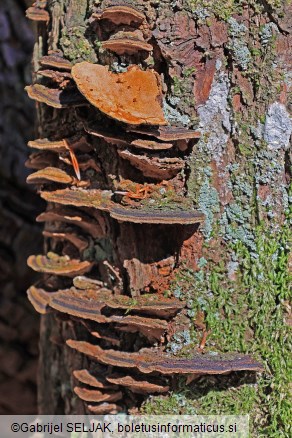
101,37 -> 152,55
92,6 -> 145,26
71,62 -> 167,125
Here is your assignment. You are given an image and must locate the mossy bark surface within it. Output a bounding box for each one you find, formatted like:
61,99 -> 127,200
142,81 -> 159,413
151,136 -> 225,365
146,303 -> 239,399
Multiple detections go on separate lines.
33,1 -> 291,435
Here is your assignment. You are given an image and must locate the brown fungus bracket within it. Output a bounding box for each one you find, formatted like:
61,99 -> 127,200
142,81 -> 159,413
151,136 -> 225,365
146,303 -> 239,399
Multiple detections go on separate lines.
118,149 -> 184,180
39,54 -> 72,71
92,6 -> 146,26
109,205 -> 205,225
40,187 -> 205,225
73,387 -> 123,403
84,123 -> 174,150
26,167 -> 74,185
36,207 -> 103,239
101,37 -> 153,56
27,253 -> 93,277
26,5 -> 50,22
73,369 -> 115,390
27,286 -> 52,315
71,63 -> 167,125
127,125 -> 201,141
25,84 -> 87,108
66,341 -> 264,375
106,375 -> 169,395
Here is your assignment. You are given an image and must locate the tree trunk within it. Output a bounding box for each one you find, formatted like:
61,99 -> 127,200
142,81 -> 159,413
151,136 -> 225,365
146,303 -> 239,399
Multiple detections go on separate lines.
26,0 -> 291,435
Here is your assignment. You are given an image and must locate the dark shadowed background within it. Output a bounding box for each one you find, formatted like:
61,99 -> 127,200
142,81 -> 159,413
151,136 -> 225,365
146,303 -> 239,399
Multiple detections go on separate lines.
0,0 -> 43,414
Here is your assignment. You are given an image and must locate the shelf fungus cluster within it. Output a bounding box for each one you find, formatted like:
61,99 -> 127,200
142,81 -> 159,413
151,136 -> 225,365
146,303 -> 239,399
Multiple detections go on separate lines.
26,1 -> 263,414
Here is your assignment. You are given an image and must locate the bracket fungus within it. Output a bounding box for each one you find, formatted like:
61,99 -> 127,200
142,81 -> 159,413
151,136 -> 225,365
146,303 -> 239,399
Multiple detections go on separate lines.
85,123 -> 174,150
118,149 -> 184,180
27,286 -> 51,315
106,375 -> 169,394
92,6 -> 146,26
127,126 -> 201,141
39,55 -> 72,71
40,188 -> 113,211
25,84 -> 87,108
36,207 -> 103,239
27,253 -> 93,277
74,387 -> 123,403
26,5 -> 50,22
42,231 -> 89,252
26,167 -> 74,185
101,37 -> 153,56
73,369 -> 114,390
110,205 -> 205,225
71,63 -> 166,125
66,341 -> 264,375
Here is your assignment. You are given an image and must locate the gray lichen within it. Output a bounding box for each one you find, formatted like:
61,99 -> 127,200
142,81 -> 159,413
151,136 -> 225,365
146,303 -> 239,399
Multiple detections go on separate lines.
227,17 -> 251,70
163,97 -> 191,127
197,71 -> 231,161
198,168 -> 220,239
260,22 -> 278,46
263,102 -> 292,150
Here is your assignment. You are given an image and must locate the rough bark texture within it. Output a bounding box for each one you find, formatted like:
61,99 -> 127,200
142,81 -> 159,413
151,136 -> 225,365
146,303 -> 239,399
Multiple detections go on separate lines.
26,0 -> 291,435
0,0 -> 44,414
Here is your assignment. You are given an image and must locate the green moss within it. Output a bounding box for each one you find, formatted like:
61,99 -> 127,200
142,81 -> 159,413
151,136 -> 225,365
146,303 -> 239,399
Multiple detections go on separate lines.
60,26 -> 97,63
188,0 -> 241,21
157,212 -> 291,436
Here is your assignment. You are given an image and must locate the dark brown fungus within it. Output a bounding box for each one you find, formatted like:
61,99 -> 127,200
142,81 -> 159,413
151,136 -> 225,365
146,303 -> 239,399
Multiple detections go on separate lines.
127,126 -> 201,142
27,253 -> 93,277
73,369 -> 115,390
49,287 -> 184,318
89,292 -> 185,318
48,289 -> 110,323
101,37 -> 152,56
25,84 -> 87,108
47,289 -> 168,340
42,231 -> 89,252
85,123 -> 174,150
106,375 -> 169,394
27,286 -> 51,315
87,403 -> 122,414
28,138 -> 68,153
73,276 -> 104,290
109,205 -> 205,225
36,208 -> 103,239
37,69 -> 72,87
74,387 -> 123,403
40,188 -> 113,211
39,55 -> 72,71
26,6 -> 50,22
26,167 -> 73,185
25,151 -> 57,170
71,63 -> 166,125
92,6 -> 145,26
66,341 -> 264,375
118,149 -> 184,180
130,139 -> 174,151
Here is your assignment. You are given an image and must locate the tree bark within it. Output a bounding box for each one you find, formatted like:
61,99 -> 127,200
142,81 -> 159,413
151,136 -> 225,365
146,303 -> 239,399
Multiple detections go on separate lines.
26,0 -> 291,434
